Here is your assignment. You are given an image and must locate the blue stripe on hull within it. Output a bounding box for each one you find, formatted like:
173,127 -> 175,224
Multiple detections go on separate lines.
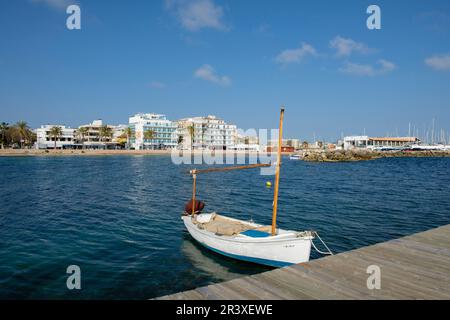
197,241 -> 293,268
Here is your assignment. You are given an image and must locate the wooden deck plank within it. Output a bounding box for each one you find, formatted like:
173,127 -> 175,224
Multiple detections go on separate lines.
319,249 -> 448,294
214,281 -> 263,300
281,265 -> 368,299
255,271 -> 333,299
353,243 -> 450,276
241,276 -> 310,299
292,259 -> 403,300
336,251 -> 450,299
362,245 -> 450,279
157,224 -> 450,300
393,238 -> 450,257
315,256 -> 425,300
178,290 -> 207,300
357,243 -> 450,278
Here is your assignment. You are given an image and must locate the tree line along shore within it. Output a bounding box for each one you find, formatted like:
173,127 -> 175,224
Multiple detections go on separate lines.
0,121 -> 36,149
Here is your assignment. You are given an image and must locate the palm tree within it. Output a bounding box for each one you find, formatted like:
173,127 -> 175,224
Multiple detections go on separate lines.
201,124 -> 207,150
143,130 -> 156,149
187,125 -> 195,150
123,127 -> 133,149
49,126 -> 62,150
98,125 -> 113,149
0,122 -> 9,149
15,121 -> 31,148
76,127 -> 89,149
144,129 -> 155,140
116,133 -> 127,149
177,135 -> 184,145
301,141 -> 309,149
29,131 -> 37,146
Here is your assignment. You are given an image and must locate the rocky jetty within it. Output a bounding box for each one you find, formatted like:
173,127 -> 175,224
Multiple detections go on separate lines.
302,150 -> 450,162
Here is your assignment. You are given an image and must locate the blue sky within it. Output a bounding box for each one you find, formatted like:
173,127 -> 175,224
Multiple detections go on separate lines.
0,0 -> 450,141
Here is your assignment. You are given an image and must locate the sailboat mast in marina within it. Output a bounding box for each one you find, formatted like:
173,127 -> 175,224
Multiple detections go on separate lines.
181,108 -> 331,267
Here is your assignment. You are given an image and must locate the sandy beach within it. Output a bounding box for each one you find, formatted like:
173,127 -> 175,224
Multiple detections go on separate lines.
0,149 -> 175,157
0,149 -> 280,157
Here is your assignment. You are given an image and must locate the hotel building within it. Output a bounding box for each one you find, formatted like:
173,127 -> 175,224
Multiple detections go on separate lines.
77,119 -> 117,149
177,115 -> 237,150
35,125 -> 76,149
129,113 -> 177,150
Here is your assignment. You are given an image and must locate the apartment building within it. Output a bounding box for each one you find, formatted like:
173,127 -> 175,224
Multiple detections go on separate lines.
129,113 -> 177,150
177,115 -> 237,150
35,125 -> 76,149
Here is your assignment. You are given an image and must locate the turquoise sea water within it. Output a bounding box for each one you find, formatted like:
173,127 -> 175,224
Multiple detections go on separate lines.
0,156 -> 449,299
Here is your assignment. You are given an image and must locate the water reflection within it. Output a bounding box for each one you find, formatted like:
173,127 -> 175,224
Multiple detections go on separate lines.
180,234 -> 270,282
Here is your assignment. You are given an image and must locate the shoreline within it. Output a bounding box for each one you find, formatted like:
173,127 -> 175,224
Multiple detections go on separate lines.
0,149 -> 174,157
0,149 -> 283,157
1,148 -> 450,160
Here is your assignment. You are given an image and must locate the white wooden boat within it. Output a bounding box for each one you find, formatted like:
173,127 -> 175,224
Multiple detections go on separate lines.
182,108 -> 332,267
182,213 -> 314,267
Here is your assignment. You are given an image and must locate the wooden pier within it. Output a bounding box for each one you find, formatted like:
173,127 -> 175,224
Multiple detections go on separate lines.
158,225 -> 450,300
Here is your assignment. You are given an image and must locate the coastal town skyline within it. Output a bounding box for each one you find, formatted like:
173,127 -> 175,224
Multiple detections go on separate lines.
2,111 -> 450,145
2,112 -> 449,156
1,0 -> 450,141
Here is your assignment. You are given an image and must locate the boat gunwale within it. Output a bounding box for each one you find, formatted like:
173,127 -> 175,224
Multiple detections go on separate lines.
182,215 -> 314,244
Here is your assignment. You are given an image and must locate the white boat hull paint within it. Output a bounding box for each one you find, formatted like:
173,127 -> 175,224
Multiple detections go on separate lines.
182,215 -> 313,267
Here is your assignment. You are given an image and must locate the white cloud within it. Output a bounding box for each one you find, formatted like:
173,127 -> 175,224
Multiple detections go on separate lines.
148,81 -> 166,89
339,59 -> 396,76
30,0 -> 74,10
165,0 -> 227,31
330,36 -> 371,57
425,53 -> 450,71
378,59 -> 396,73
275,43 -> 317,65
194,64 -> 231,86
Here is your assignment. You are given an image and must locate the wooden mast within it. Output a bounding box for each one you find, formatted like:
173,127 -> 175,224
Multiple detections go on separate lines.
191,171 -> 197,215
271,107 -> 285,236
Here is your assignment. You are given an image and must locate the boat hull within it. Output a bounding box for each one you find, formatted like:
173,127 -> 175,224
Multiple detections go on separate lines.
182,215 -> 313,267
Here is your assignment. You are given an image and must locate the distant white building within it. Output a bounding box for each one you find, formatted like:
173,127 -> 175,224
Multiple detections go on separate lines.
343,136 -> 369,150
344,135 -> 420,150
177,115 -> 237,150
35,125 -> 76,149
77,119 -> 117,149
129,113 -> 177,150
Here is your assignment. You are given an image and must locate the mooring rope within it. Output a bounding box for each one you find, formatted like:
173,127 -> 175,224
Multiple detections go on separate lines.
311,231 -> 334,256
